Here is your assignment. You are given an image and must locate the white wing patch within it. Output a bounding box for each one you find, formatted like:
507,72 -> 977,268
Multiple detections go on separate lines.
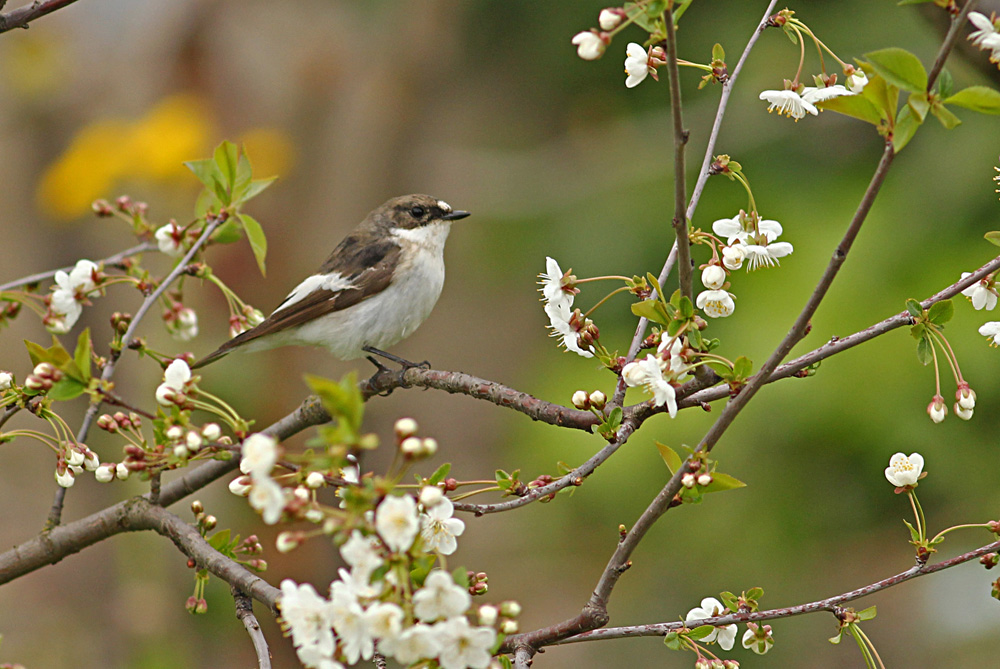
272,272 -> 354,315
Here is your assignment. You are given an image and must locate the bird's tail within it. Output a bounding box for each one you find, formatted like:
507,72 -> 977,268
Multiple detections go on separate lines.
190,344 -> 233,370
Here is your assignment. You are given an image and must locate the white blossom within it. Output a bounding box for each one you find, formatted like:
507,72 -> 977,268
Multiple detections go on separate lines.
961,272 -> 998,310
249,475 -> 286,524
95,464 -> 115,483
229,475 -> 252,496
712,215 -> 783,246
364,601 -> 404,644
572,31 -> 606,60
759,89 -> 818,119
420,497 -> 466,555
434,616 -> 498,669
154,222 -> 185,256
885,452 -> 924,487
968,12 -> 1000,63
413,570 -> 471,622
0,371 -> 12,391
847,70 -> 869,93
621,354 -> 678,417
801,84 -> 854,105
170,307 -> 199,341
419,485 -> 445,508
340,530 -> 384,581
279,580 -> 337,660
624,42 -> 649,88
978,321 -> 1000,346
545,300 -> 595,358
375,494 -> 419,553
722,245 -> 745,271
696,289 -> 736,318
330,584 -> 374,665
240,433 -> 278,477
55,467 -> 75,488
742,241 -> 794,271
382,623 -> 441,665
598,9 -> 622,31
701,264 -> 726,290
539,257 -> 575,313
116,462 -> 130,480
742,624 -> 774,654
685,597 -> 737,651
48,259 -> 99,333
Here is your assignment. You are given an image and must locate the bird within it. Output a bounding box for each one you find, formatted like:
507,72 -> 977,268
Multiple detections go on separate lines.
192,194 -> 470,369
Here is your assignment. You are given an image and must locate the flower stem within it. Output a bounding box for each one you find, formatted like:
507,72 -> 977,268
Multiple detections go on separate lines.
585,286 -> 632,317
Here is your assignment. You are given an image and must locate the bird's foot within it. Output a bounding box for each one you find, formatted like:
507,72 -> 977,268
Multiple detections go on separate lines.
362,346 -> 431,371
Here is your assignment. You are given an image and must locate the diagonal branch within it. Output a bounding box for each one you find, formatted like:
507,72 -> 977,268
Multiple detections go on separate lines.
0,242 -> 156,292
233,586 -> 273,669
0,0 -> 82,34
559,538 -> 1000,644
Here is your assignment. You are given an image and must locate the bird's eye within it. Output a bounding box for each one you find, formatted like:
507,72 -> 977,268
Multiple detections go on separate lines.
409,206 -> 425,218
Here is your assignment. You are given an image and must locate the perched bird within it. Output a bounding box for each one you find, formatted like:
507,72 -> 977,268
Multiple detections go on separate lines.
193,194 -> 470,369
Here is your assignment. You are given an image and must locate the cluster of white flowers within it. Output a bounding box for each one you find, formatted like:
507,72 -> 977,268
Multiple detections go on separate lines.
54,441 -> 101,488
278,492 -> 500,669
539,257 -> 595,358
968,12 -> 1000,65
46,259 -> 101,333
759,72 -> 866,121
621,336 -> 692,417
234,433 -> 286,525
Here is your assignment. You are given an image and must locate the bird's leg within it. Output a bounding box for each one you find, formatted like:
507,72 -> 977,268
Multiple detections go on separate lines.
362,346 -> 431,370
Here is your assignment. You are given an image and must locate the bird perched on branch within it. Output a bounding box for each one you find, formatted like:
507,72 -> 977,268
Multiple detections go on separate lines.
193,194 -> 470,369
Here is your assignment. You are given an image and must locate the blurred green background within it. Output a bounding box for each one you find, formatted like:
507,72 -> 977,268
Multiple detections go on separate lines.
1,1 -> 999,667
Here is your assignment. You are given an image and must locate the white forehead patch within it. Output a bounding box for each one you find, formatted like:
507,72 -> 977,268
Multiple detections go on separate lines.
437,200 -> 452,213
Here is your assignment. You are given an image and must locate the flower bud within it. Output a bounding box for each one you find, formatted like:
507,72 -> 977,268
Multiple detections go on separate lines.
421,437 -> 438,457
589,390 -> 607,410
191,500 -> 204,515
24,374 -> 50,392
276,531 -> 304,553
83,449 -> 100,471
701,264 -> 726,290
478,605 -> 498,626
571,390 -> 590,409
229,476 -> 252,496
165,425 -> 184,441
95,464 -> 115,483
682,473 -> 696,488
400,436 -> 422,456
66,448 -> 85,467
571,30 -> 607,61
97,414 -> 117,432
927,396 -> 947,423
55,467 -> 75,488
116,463 -> 131,480
697,473 -> 712,487
722,245 -> 745,271
500,600 -> 521,617
500,620 -> 518,634
173,444 -> 190,458
92,199 -> 114,216
201,423 -> 221,442
394,417 -> 419,440
954,402 -> 974,421
185,430 -> 204,451
305,471 -> 326,489
419,485 -> 444,508
956,384 -> 976,411
0,371 -> 12,391
598,8 -> 624,31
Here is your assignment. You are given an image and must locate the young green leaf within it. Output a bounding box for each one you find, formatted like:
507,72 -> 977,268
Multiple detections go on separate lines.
893,105 -> 921,152
943,86 -> 1000,115
214,141 -> 240,193
926,299 -> 953,325
701,472 -> 747,494
655,442 -> 682,474
428,463 -> 451,486
905,299 -> 924,319
915,336 -> 932,365
856,605 -> 877,621
929,102 -> 962,129
631,299 -> 670,325
237,213 -> 268,276
185,158 -> 229,205
74,328 -> 92,383
817,94 -> 883,125
686,625 -> 716,641
865,47 -> 928,94
712,43 -> 725,62
985,231 -> 1000,247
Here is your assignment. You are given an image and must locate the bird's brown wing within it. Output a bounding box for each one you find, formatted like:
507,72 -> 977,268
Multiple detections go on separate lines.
192,242 -> 400,368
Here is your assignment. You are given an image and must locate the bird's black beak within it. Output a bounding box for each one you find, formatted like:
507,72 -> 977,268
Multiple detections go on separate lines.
442,210 -> 471,221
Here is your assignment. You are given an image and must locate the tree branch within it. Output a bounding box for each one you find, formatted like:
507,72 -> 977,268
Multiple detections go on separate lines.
559,538 -> 1000,644
664,5 -> 693,304
233,585 -> 273,669
0,0 -> 82,34
0,242 -> 156,292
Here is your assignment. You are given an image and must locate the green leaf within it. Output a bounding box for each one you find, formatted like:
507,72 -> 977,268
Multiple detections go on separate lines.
631,299 -> 670,325
893,104 -> 921,152
232,148 -> 253,203
237,214 -> 268,276
907,92 -> 930,122
930,101 -> 962,129
905,299 -> 924,318
214,141 -> 240,192
451,566 -> 470,588
48,377 -> 86,401
733,356 -> 753,380
817,94 -> 883,125
242,177 -> 277,204
208,528 -> 232,551
686,625 -> 715,641
926,299 -> 954,325
746,587 -> 764,601
944,86 -> 1000,115
74,328 -> 91,383
677,295 -> 694,320
305,373 -> 363,435
829,630 -> 844,644
25,340 -> 49,368
663,630 -> 683,650
701,472 -> 747,494
937,68 -> 954,98
903,519 -> 921,542
856,605 -> 877,621
915,336 -> 932,365
865,47 -> 927,93
862,73 -> 898,122
712,43 -> 725,62
428,463 -> 451,486
655,442 -> 682,474
185,158 -> 229,205
985,231 -> 1000,247
210,220 -> 244,245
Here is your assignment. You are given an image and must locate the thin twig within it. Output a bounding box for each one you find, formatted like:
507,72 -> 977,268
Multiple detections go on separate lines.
559,538 -> 1000,644
0,0 -> 82,34
613,0 -> 779,408
233,586 -> 272,669
0,242 -> 156,292
45,218 -> 223,529
927,0 -> 977,88
664,6 -> 693,303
